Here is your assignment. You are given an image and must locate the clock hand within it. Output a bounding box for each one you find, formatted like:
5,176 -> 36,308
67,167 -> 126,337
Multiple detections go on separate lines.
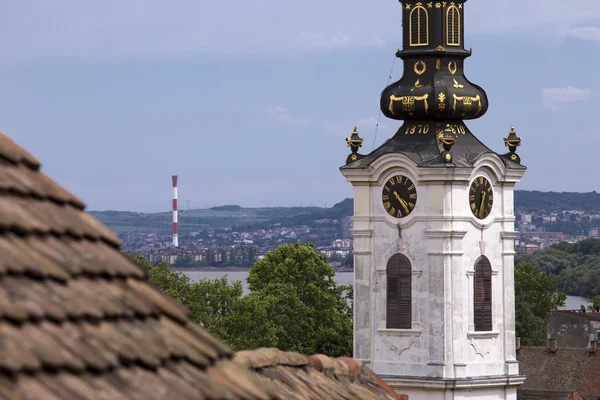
393,191 -> 402,202
394,191 -> 410,214
478,191 -> 486,217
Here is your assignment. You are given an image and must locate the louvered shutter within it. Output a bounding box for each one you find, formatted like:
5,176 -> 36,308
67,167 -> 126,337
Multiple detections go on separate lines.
387,261 -> 399,329
419,9 -> 428,45
474,257 -> 492,331
387,254 -> 411,329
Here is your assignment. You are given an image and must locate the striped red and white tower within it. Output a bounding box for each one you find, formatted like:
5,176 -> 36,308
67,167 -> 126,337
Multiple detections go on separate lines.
172,175 -> 179,247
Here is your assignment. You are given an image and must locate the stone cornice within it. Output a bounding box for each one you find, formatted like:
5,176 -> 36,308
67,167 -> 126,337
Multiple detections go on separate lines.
382,374 -> 526,389
500,231 -> 519,240
424,230 -> 468,239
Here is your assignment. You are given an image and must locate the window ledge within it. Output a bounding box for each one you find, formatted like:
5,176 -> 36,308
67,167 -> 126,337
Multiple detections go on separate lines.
467,331 -> 500,339
378,328 -> 422,337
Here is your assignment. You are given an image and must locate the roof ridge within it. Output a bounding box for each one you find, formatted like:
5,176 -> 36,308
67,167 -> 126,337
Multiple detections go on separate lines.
0,133 -> 41,170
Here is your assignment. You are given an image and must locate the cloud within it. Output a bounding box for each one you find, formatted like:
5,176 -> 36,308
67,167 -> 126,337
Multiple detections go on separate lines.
323,116 -> 390,139
568,26 -> 600,41
541,86 -> 594,111
295,32 -> 352,49
1,0 -> 599,62
265,105 -> 309,125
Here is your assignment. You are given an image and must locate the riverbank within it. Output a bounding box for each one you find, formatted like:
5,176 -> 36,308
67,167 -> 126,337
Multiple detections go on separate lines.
173,267 -> 251,272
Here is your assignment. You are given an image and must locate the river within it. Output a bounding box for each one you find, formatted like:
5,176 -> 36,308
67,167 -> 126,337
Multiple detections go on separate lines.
183,270 -> 588,309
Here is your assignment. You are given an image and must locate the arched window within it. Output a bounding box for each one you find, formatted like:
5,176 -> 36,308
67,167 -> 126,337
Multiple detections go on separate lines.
474,256 -> 492,331
446,6 -> 460,46
387,254 -> 412,329
409,5 -> 429,47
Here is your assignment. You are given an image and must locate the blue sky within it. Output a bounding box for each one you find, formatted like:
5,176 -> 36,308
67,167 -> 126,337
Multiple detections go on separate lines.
0,1 -> 598,212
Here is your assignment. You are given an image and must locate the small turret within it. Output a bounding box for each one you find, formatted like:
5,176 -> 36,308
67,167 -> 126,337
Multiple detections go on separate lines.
345,126 -> 366,164
502,126 -> 522,163
438,124 -> 457,163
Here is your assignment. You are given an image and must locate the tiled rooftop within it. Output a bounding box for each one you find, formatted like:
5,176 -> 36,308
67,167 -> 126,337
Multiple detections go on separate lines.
0,132 -> 274,400
235,348 -> 407,400
518,346 -> 600,400
0,131 -> 406,399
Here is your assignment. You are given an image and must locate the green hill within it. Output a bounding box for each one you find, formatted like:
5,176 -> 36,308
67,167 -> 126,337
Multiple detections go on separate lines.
90,190 -> 600,234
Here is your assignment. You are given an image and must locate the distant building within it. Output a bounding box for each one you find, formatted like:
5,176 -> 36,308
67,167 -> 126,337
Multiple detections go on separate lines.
547,310 -> 600,349
521,213 -> 532,223
590,227 -> 599,238
517,310 -> 600,399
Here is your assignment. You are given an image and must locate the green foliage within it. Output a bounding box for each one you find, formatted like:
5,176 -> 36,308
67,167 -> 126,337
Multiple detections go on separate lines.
211,205 -> 243,211
220,243 -> 353,356
130,255 -> 243,337
588,295 -> 600,310
130,243 -> 353,357
518,239 -> 600,297
514,190 -> 600,213
514,263 -> 566,345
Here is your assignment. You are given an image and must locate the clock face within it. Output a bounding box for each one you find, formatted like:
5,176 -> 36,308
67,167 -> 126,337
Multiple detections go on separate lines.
469,176 -> 493,219
382,175 -> 417,218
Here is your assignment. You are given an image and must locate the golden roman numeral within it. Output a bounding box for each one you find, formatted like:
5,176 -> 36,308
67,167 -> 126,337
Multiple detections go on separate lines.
469,195 -> 475,201
408,202 -> 415,209
388,178 -> 395,186
390,207 -> 396,215
404,177 -> 409,185
408,184 -> 415,191
382,194 -> 389,201
396,176 -> 403,184
397,210 -> 403,218
470,203 -> 476,211
409,193 -> 417,199
384,202 -> 391,210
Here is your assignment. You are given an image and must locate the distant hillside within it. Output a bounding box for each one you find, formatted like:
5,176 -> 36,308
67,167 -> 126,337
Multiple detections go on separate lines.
514,190 -> 600,213
90,199 -> 353,234
90,191 -> 600,234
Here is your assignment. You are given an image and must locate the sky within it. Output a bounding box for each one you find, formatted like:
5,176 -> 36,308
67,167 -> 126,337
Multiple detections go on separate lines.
0,1 -> 598,212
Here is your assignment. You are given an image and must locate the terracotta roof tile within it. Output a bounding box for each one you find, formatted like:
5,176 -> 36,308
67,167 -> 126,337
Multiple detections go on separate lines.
0,132 -> 277,399
235,348 -> 405,400
518,346 -> 600,400
0,134 -> 40,170
0,131 -> 408,399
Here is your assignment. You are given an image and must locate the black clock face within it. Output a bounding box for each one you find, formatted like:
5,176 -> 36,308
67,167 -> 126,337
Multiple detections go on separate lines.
469,176 -> 493,219
382,175 -> 417,218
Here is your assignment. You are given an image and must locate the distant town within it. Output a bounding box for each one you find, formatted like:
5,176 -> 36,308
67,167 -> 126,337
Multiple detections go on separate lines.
89,191 -> 600,270
119,218 -> 354,270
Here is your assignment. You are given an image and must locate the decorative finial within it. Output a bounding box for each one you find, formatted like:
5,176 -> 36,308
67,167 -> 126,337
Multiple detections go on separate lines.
503,125 -> 522,163
345,126 -> 365,164
439,124 -> 457,164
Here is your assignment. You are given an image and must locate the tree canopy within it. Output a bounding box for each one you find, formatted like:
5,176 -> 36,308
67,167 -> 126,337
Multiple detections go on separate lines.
517,238 -> 600,298
514,263 -> 566,345
131,242 -> 353,356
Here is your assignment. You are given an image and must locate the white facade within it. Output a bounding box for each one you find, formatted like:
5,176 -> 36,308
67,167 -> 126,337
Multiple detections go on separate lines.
341,151 -> 526,399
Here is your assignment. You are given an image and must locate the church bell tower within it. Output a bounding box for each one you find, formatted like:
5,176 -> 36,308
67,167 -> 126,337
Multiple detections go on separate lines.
340,1 -> 526,399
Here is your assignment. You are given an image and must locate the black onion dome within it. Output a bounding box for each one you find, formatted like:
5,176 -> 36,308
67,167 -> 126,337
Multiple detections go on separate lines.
380,0 -> 488,121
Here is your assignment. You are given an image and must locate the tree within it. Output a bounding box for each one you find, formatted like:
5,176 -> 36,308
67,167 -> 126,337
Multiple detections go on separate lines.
515,263 -> 566,345
130,245 -> 354,357
130,255 -> 243,337
588,295 -> 600,311
220,243 -> 353,356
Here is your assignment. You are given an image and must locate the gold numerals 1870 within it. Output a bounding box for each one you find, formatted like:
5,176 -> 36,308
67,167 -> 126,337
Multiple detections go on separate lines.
382,175 -> 417,218
469,176 -> 493,219
404,124 -> 430,135
445,124 -> 466,134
